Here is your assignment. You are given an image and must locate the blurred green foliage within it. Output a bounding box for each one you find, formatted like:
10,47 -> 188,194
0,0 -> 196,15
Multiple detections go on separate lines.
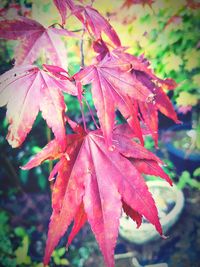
0,210 -> 44,267
177,168 -> 200,190
0,211 -> 16,267
126,3 -> 200,109
145,6 -> 200,140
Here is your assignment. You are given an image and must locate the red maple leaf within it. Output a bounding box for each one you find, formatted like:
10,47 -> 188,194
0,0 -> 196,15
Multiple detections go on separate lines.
22,125 -> 171,267
74,54 -> 153,147
0,16 -> 77,67
135,70 -> 180,145
53,0 -> 68,26
122,0 -> 154,8
53,0 -> 121,46
42,64 -> 70,80
122,201 -> 142,228
138,101 -> 159,146
93,46 -> 180,146
76,45 -> 179,146
0,65 -> 77,148
93,38 -> 110,61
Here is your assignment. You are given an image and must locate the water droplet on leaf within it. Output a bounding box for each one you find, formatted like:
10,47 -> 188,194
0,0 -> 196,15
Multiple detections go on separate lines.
109,145 -> 115,151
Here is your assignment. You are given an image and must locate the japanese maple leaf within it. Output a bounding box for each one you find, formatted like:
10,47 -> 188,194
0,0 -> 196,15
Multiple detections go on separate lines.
93,41 -> 177,90
74,54 -> 153,147
110,48 -> 177,90
53,0 -> 67,26
0,16 -> 76,67
122,0 -> 154,8
136,79 -> 179,145
0,65 -> 77,148
93,38 -> 110,61
53,0 -> 121,46
135,70 -> 180,139
107,48 -> 180,145
22,125 -> 171,267
92,43 -> 179,145
139,101 -> 159,146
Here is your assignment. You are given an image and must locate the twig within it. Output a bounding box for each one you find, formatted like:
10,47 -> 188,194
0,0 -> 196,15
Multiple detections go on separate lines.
77,81 -> 87,132
83,95 -> 99,129
72,28 -> 84,32
80,27 -> 86,68
46,126 -> 54,193
3,156 -> 20,188
46,126 -> 53,173
49,22 -> 64,29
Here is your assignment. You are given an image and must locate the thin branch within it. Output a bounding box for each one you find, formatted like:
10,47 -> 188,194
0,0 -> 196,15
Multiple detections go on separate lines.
3,156 -> 20,188
90,0 -> 95,7
49,22 -> 64,29
71,28 -> 84,32
77,81 -> 87,132
80,27 -> 86,68
83,95 -> 99,129
46,126 -> 53,172
46,126 -> 54,193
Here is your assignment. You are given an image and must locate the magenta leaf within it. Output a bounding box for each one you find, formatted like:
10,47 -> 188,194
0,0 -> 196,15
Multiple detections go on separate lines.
43,64 -> 70,80
67,202 -> 87,247
132,159 -> 173,185
74,55 -> 151,147
122,201 -> 142,228
22,125 -> 166,267
62,1 -> 121,46
0,65 -> 77,148
0,16 -> 75,67
53,0 -> 67,25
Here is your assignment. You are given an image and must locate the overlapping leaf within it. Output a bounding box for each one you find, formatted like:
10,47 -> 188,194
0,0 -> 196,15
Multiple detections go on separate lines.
74,54 -> 153,147
0,16 -> 76,67
135,70 -> 180,144
113,49 -> 180,144
122,201 -> 142,228
93,42 -> 179,145
0,65 -> 77,148
53,0 -> 67,26
22,125 -> 171,267
53,0 -> 121,46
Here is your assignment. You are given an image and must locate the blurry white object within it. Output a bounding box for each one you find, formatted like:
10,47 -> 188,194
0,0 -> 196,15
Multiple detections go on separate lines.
119,181 -> 184,244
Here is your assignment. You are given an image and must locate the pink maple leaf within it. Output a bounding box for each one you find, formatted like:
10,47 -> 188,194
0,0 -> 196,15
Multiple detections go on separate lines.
0,65 -> 77,149
53,1 -> 121,46
22,125 -> 171,267
74,54 -> 152,147
0,16 -> 77,67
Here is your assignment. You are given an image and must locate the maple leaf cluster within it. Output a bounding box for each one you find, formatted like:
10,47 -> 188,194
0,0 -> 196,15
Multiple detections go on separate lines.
0,1 -> 179,266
